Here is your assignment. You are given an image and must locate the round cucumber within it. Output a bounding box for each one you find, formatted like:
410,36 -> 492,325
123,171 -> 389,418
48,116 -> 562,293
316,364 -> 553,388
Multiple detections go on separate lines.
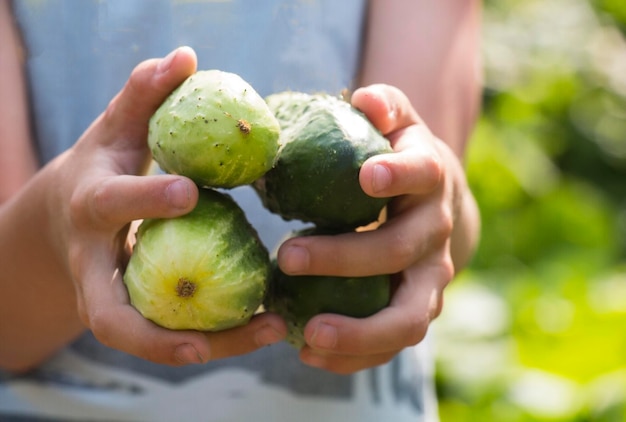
254,92 -> 393,229
123,188 -> 270,331
148,70 -> 281,188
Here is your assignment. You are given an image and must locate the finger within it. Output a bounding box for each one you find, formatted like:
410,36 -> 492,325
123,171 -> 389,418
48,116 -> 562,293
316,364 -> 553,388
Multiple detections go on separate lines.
300,253 -> 453,357
300,304 -> 429,358
90,306 -> 286,366
299,347 -> 396,375
98,46 -> 198,149
78,255 -> 286,366
359,126 -> 443,198
276,197 -> 453,277
200,312 -> 287,361
75,174 -> 199,230
351,84 -> 422,136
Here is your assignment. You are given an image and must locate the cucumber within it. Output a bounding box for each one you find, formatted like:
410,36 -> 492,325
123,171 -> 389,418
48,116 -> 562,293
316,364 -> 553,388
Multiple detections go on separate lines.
148,70 -> 281,188
254,92 -> 393,229
123,188 -> 270,331
264,228 -> 391,347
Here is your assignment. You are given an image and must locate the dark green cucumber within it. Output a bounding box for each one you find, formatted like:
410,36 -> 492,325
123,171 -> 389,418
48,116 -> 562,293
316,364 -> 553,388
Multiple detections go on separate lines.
264,228 -> 391,347
254,92 -> 393,229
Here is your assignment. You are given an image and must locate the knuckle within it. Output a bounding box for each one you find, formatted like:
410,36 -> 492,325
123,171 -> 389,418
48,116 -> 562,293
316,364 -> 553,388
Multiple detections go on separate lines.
90,180 -> 120,228
69,180 -> 115,229
401,312 -> 429,347
75,297 -> 90,328
432,205 -> 454,246
427,259 -> 454,321
90,181 -> 115,224
384,205 -> 454,274
387,233 -> 418,272
422,152 -> 444,190
87,307 -> 130,350
439,254 -> 456,284
431,294 -> 445,320
87,308 -> 115,348
68,188 -> 89,229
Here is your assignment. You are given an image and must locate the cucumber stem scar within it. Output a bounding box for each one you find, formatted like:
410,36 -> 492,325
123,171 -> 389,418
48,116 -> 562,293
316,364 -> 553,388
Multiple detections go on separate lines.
176,278 -> 197,298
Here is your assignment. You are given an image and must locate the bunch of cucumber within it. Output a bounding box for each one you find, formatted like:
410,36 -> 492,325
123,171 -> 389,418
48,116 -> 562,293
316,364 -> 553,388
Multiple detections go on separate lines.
124,71 -> 392,346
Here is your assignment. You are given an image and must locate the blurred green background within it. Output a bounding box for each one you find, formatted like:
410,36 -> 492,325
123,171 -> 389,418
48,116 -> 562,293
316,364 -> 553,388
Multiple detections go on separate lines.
434,0 -> 626,420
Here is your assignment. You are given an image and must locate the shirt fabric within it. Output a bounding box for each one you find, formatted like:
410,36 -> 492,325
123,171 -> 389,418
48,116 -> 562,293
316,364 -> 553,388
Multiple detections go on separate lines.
0,1 -> 439,421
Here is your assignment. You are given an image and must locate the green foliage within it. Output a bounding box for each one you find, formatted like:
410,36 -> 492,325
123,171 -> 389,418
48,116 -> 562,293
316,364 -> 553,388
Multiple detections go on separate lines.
592,0 -> 626,32
435,1 -> 626,420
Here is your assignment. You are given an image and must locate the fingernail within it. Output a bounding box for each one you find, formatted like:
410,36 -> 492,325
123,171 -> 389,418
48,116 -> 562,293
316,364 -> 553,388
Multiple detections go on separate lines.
255,325 -> 284,346
280,245 -> 309,274
157,48 -> 179,75
165,180 -> 191,209
309,323 -> 337,350
174,343 -> 204,365
372,164 -> 391,193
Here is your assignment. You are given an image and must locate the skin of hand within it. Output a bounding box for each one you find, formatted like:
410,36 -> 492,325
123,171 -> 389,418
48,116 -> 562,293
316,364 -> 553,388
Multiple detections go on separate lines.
275,84 -> 480,374
0,47 -> 287,372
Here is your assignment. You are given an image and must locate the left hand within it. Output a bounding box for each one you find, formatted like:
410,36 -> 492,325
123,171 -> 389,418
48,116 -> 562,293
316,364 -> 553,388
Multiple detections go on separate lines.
276,84 -> 475,374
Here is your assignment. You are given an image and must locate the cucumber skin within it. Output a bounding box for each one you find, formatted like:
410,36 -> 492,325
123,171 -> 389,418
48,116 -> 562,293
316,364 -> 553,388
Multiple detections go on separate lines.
148,70 -> 281,189
266,261 -> 391,348
255,92 -> 393,230
123,188 -> 270,331
264,227 -> 391,348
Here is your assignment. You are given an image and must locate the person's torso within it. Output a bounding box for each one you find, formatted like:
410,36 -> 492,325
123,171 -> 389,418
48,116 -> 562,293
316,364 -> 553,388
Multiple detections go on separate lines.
1,1 -> 438,421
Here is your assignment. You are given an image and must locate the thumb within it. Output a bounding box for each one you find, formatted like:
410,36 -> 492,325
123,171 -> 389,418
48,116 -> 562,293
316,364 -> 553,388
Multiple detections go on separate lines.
98,46 -> 198,149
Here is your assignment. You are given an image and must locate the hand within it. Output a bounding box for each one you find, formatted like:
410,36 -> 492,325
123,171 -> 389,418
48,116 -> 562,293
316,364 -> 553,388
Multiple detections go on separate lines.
46,47 -> 286,366
276,84 -> 478,374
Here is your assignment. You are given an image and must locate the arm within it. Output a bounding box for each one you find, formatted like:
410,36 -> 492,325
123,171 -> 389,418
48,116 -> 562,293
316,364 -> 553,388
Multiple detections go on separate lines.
0,0 -> 82,367
277,0 -> 482,373
358,0 -> 482,156
0,0 -> 75,373
0,0 -> 37,203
